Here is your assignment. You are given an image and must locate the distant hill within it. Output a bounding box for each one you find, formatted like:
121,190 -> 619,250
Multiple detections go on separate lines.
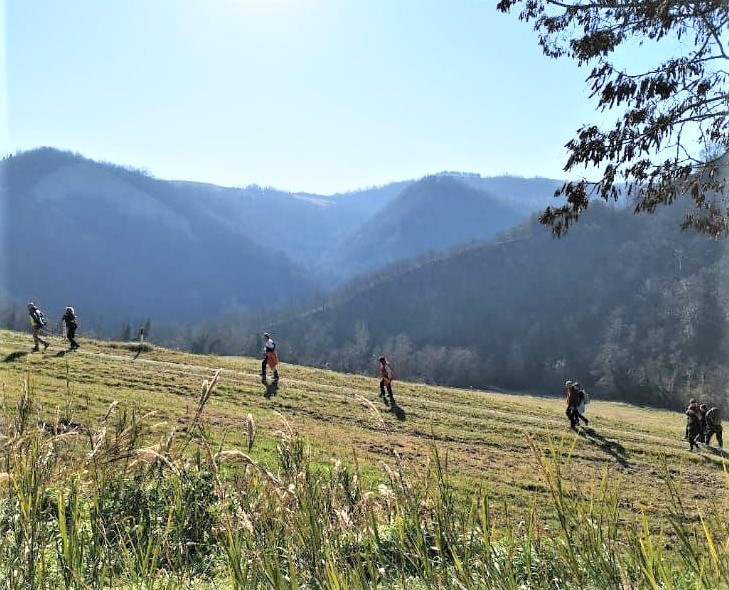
464,174 -> 567,214
0,148 -> 318,332
167,179 -> 415,277
326,175 -> 524,277
172,174 -> 554,281
0,147 -> 568,334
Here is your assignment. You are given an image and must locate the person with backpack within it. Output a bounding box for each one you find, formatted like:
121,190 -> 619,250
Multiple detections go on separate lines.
564,381 -> 580,429
261,332 -> 279,385
685,398 -> 702,451
701,404 -> 723,449
573,381 -> 590,425
27,301 -> 49,352
378,356 -> 396,406
61,306 -> 79,350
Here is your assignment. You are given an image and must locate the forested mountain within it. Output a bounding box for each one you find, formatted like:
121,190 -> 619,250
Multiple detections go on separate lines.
1,148 -> 563,334
327,175 -> 523,277
466,175 -> 567,214
240,202 -> 729,410
0,148 -> 318,331
167,179 -> 412,274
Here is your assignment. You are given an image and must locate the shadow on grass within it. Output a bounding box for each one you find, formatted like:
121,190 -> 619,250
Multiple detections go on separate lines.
695,444 -> 728,467
375,394 -> 406,421
3,351 -> 29,363
579,426 -> 630,468
53,350 -> 68,358
106,342 -> 152,360
704,445 -> 727,458
390,402 -> 406,421
264,382 -> 279,398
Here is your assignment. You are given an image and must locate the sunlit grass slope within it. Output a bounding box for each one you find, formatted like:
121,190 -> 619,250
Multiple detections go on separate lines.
1,328 -> 724,525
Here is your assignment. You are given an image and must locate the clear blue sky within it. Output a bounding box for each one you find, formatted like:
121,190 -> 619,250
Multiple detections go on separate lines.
3,0 -> 606,194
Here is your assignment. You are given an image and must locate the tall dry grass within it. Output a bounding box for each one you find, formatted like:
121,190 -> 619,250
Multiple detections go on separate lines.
0,372 -> 727,589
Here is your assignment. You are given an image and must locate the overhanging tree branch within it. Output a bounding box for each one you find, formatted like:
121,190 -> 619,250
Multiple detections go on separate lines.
498,0 -> 729,236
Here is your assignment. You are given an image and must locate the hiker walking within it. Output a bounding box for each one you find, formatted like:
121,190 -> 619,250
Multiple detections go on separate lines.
261,332 -> 279,385
378,356 -> 396,406
61,306 -> 79,350
685,398 -> 702,451
565,380 -> 586,429
573,381 -> 589,425
27,302 -> 49,352
701,404 -> 723,450
565,381 -> 578,429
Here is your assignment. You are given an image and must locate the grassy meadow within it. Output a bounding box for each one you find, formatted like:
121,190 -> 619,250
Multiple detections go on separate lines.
0,328 -> 728,588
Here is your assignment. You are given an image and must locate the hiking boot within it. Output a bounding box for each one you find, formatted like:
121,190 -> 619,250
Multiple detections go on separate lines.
42,342 -> 49,350
31,346 -> 39,352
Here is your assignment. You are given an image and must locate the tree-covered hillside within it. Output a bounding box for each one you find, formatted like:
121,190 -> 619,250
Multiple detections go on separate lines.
327,175 -> 523,277
240,202 -> 729,410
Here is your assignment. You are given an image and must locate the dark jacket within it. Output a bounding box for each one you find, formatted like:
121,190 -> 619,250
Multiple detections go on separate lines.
62,310 -> 77,328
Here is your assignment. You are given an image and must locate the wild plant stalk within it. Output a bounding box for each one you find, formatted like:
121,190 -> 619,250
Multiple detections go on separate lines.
14,376 -> 33,435
4,434 -> 55,588
56,478 -> 107,590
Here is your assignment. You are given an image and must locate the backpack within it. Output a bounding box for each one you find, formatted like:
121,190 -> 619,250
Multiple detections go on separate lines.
32,308 -> 47,328
706,407 -> 722,427
577,388 -> 589,405
64,308 -> 77,326
384,363 -> 395,381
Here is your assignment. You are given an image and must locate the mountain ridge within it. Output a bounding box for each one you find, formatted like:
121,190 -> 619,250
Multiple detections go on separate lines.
2,147 -> 566,332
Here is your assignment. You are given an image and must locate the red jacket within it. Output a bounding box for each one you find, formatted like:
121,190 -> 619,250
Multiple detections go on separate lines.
566,385 -> 579,407
379,362 -> 395,383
